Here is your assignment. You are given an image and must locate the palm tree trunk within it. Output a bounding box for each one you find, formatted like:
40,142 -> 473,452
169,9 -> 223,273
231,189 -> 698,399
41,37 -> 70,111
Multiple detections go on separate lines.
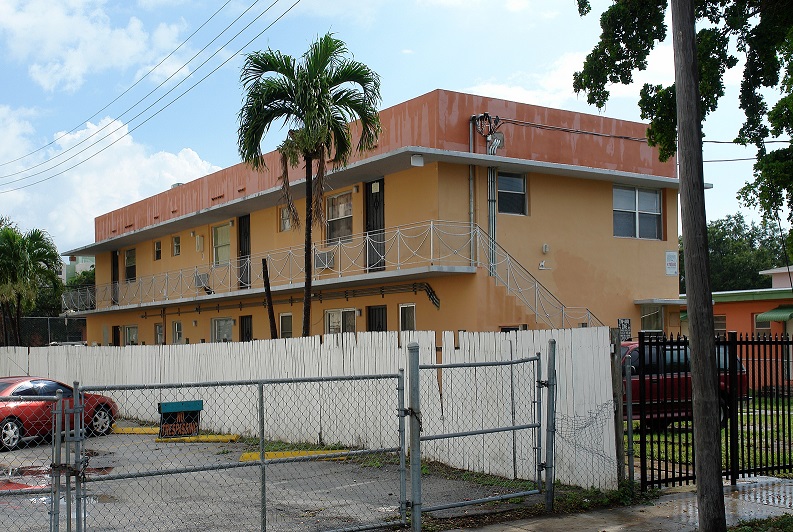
0,302 -> 8,346
302,156 -> 313,337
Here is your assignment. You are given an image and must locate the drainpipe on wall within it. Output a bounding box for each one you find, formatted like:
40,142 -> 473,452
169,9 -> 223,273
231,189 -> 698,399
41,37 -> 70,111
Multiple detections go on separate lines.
469,116 -> 476,267
487,134 -> 502,276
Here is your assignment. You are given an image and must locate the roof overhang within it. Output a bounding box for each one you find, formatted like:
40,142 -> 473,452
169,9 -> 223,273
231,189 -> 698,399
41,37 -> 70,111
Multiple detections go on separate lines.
65,145 -> 685,256
755,305 -> 793,322
634,298 -> 687,307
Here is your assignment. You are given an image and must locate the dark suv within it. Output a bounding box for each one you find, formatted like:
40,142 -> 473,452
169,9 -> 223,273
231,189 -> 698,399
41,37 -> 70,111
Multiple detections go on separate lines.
621,341 -> 749,431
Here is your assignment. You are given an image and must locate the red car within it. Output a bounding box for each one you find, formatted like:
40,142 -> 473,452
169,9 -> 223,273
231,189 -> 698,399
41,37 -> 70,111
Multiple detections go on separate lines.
621,341 -> 749,431
0,376 -> 118,451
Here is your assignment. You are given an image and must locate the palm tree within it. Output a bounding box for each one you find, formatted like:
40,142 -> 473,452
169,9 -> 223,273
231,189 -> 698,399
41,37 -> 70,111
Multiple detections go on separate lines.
0,226 -> 61,346
238,33 -> 382,337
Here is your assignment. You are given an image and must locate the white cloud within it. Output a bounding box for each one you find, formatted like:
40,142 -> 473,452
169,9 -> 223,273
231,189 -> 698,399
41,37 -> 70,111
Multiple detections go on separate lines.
0,0 -> 186,92
401,49 -> 415,55
0,117 -> 220,253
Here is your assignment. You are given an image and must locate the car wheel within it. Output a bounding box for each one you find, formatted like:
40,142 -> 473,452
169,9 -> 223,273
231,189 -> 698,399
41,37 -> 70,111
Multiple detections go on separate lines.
1,418 -> 23,451
89,407 -> 114,436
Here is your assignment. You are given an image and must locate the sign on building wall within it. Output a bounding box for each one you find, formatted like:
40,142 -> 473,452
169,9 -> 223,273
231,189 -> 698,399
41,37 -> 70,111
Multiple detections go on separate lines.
665,251 -> 679,276
618,318 -> 631,341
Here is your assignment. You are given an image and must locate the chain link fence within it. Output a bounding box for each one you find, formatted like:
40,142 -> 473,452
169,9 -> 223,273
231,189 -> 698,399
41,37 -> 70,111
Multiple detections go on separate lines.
77,375 -> 406,531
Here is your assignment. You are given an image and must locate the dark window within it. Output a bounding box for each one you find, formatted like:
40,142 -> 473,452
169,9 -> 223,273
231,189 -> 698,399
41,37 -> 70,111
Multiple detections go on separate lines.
613,186 -> 662,239
124,249 -> 136,281
497,173 -> 527,215
154,241 -> 162,261
367,305 -> 387,332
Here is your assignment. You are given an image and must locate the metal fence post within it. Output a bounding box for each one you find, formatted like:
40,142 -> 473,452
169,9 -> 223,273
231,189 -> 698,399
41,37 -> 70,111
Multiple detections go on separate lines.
408,342 -> 422,531
625,356 -> 634,485
398,369 -> 408,526
74,381 -> 86,532
544,339 -> 557,511
51,389 -> 63,532
258,382 -> 266,531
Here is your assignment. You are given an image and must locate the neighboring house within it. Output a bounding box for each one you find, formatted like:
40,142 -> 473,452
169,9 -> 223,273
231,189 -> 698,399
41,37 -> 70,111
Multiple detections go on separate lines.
60,255 -> 95,283
62,89 -> 681,346
680,266 -> 793,338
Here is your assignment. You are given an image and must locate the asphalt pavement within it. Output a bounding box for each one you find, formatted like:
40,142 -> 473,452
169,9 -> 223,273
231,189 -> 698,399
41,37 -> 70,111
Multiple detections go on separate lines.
453,477 -> 793,531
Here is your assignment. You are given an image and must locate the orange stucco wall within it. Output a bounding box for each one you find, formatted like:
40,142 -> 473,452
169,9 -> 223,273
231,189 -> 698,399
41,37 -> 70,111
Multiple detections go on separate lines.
93,89 -> 675,243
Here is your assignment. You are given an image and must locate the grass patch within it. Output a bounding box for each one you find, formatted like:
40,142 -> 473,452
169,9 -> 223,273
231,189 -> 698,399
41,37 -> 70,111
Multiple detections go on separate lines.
729,513 -> 793,531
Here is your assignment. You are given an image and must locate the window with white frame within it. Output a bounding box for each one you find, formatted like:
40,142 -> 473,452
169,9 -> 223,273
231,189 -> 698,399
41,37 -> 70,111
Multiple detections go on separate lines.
172,321 -> 183,344
325,309 -> 356,335
754,314 -> 771,337
280,313 -> 293,338
279,207 -> 292,232
154,241 -> 162,261
399,303 -> 416,332
124,249 -> 136,281
714,315 -> 727,337
154,323 -> 164,345
613,186 -> 662,239
212,317 -> 234,342
497,173 -> 527,215
327,192 -> 353,243
213,224 -> 231,264
172,236 -> 181,256
124,325 -> 138,346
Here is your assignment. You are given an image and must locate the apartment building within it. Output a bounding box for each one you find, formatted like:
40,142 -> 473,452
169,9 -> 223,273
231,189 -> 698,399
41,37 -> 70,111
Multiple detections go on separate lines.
63,89 -> 681,345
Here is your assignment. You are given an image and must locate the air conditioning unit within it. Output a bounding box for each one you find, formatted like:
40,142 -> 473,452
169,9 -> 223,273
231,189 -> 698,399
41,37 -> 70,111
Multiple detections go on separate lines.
314,250 -> 335,270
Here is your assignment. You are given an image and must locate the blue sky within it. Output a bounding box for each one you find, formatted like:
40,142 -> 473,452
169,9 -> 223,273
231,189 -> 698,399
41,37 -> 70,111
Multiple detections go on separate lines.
0,0 -> 770,253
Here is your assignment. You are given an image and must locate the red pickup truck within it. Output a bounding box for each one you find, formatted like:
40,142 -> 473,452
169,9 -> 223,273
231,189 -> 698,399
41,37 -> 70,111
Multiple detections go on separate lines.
621,341 -> 749,432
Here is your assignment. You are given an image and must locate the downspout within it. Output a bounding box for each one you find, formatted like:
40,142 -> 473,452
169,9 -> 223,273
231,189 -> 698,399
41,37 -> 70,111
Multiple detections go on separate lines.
469,117 -> 476,267
487,134 -> 502,276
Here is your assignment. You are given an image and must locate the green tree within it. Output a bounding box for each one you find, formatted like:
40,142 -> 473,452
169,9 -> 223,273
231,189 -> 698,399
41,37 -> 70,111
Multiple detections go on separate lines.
679,214 -> 788,293
573,0 -> 793,221
0,226 -> 62,346
237,33 -> 382,337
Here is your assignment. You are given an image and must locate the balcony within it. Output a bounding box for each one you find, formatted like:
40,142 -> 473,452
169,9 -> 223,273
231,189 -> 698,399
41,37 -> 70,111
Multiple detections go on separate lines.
62,220 -> 602,329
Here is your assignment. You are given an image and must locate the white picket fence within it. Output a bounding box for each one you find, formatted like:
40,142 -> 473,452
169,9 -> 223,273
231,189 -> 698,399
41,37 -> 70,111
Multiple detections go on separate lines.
0,327 -> 617,489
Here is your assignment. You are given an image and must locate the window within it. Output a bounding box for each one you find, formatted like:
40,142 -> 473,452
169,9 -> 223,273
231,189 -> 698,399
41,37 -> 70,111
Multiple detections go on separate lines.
172,321 -> 183,344
325,309 -> 356,334
400,303 -> 416,332
613,186 -> 662,239
124,325 -> 138,346
124,249 -> 136,281
327,192 -> 353,243
640,304 -> 663,331
153,241 -> 162,261
155,323 -> 164,345
497,173 -> 527,215
754,314 -> 771,337
279,207 -> 292,232
213,224 -> 231,264
212,317 -> 234,342
280,313 -> 293,339
172,236 -> 181,256
714,315 -> 727,337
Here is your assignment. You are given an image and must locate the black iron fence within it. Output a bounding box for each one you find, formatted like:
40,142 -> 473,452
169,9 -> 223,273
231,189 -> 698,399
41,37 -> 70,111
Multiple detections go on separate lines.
629,332 -> 793,490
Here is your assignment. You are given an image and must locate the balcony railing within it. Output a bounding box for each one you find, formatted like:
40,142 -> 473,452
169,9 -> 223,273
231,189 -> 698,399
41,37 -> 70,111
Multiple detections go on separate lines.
62,220 -> 602,329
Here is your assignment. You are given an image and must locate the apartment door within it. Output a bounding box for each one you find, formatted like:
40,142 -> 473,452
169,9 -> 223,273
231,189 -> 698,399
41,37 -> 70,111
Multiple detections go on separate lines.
365,179 -> 385,271
239,315 -> 253,341
238,214 -> 251,289
111,250 -> 119,305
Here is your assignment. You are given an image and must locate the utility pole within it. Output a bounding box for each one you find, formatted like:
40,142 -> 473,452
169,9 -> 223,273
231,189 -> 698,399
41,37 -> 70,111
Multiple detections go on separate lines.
671,1 -> 726,530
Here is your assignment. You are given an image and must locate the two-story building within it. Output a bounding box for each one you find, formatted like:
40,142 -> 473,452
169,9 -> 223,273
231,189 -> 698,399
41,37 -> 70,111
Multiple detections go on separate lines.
63,89 -> 681,345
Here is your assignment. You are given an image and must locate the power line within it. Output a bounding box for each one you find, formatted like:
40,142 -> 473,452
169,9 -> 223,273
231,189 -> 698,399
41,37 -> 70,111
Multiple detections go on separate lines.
0,0 -> 234,170
0,0 -> 271,184
0,0 -> 303,195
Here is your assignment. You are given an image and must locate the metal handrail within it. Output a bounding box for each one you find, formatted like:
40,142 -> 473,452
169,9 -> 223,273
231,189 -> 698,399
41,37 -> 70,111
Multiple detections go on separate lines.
62,220 -> 602,328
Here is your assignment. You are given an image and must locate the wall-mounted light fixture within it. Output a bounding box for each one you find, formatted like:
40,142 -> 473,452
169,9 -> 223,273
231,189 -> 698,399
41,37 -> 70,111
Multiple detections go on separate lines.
539,260 -> 552,270
542,243 -> 550,254
353,185 -> 359,193
190,231 -> 196,237
229,220 -> 234,227
411,154 -> 424,167
192,320 -> 198,327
